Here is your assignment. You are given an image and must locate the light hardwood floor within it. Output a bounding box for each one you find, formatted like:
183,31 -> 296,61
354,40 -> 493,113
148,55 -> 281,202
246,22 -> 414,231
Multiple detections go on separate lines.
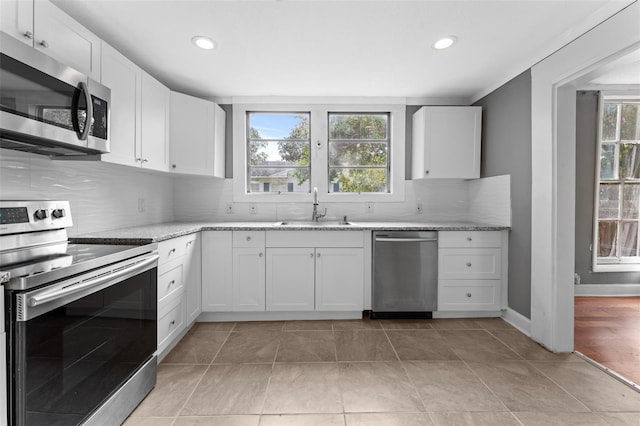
575,296 -> 640,386
124,318 -> 640,426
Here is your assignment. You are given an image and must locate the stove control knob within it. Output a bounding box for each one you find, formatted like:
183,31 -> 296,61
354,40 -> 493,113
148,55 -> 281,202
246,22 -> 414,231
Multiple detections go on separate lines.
34,209 -> 49,220
52,208 -> 66,218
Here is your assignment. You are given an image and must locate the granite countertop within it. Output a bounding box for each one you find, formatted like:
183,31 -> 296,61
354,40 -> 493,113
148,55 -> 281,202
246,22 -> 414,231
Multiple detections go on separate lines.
70,221 -> 509,245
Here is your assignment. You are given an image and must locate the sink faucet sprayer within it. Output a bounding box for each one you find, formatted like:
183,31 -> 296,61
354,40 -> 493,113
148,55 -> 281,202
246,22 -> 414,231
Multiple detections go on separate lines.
312,187 -> 327,222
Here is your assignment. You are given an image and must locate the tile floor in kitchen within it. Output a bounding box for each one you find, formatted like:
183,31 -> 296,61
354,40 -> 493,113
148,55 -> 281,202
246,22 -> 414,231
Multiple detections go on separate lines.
123,318 -> 640,426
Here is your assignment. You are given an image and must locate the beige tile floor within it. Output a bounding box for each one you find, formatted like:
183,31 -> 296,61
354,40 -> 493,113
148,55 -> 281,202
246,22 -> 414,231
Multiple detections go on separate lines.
124,318 -> 640,426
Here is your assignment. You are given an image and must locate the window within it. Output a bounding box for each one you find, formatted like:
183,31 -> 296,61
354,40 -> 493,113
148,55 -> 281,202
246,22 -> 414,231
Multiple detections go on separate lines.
233,104 -> 405,203
247,112 -> 310,194
594,95 -> 640,270
328,113 -> 390,193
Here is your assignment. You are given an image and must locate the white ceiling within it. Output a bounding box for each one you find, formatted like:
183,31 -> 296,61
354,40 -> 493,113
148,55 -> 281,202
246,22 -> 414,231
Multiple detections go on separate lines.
53,0 -> 635,103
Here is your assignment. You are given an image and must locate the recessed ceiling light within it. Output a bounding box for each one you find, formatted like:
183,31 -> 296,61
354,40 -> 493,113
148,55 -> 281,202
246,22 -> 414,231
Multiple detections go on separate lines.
191,36 -> 216,50
433,36 -> 457,50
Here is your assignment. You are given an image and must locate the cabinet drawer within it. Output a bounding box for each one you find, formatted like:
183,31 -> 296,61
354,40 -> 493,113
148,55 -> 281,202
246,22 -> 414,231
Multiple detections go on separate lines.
158,296 -> 185,349
266,231 -> 363,247
439,231 -> 501,248
158,233 -> 197,264
438,280 -> 500,311
233,231 -> 265,248
158,264 -> 183,305
439,248 -> 501,279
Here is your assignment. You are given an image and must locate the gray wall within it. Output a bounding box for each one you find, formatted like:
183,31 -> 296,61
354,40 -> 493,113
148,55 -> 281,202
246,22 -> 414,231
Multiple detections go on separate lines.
575,91 -> 640,284
474,70 -> 532,319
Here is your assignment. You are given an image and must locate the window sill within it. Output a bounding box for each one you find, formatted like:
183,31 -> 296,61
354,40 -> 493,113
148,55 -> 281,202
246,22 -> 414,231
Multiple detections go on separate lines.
593,264 -> 640,273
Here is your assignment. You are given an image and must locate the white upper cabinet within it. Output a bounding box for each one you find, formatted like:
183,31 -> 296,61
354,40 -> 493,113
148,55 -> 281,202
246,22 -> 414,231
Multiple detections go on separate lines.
100,42 -> 141,168
2,0 -> 101,80
412,106 -> 482,179
170,91 -> 226,177
140,72 -> 170,172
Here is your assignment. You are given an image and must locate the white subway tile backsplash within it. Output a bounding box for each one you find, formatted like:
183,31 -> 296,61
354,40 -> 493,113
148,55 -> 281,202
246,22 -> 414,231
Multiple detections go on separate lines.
0,149 -> 174,235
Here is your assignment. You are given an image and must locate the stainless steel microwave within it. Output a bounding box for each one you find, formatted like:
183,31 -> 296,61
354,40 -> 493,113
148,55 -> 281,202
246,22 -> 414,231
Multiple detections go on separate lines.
0,32 -> 110,157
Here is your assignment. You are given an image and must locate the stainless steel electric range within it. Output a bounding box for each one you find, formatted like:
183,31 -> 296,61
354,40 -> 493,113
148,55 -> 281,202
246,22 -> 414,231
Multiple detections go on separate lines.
0,201 -> 158,426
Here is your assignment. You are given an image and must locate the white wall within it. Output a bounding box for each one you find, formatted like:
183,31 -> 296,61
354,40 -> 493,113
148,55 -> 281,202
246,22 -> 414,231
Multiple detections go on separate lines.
0,149 -> 174,236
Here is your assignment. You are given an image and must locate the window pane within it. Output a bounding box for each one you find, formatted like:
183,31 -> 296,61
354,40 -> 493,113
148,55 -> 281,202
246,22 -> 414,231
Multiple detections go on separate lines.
620,103 -> 640,140
620,143 -> 640,179
329,142 -> 388,166
249,167 -> 310,193
598,184 -> 620,219
249,141 -> 309,167
601,103 -> 618,141
329,168 -> 388,193
329,113 -> 388,140
620,221 -> 638,256
600,143 -> 616,179
248,113 -> 309,139
622,184 -> 640,219
598,221 -> 618,257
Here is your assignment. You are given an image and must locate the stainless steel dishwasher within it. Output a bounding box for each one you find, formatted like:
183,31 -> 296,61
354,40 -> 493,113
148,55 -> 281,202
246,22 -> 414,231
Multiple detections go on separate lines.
372,231 -> 438,318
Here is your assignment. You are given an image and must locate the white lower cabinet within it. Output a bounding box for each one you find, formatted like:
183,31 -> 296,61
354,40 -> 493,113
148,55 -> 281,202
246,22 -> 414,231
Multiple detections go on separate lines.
201,230 -> 365,314
266,248 -> 315,311
437,230 -> 507,313
156,233 -> 200,358
315,248 -> 364,311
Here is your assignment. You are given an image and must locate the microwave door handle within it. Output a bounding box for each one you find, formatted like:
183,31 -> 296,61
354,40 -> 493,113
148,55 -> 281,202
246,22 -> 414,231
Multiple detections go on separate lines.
76,81 -> 93,141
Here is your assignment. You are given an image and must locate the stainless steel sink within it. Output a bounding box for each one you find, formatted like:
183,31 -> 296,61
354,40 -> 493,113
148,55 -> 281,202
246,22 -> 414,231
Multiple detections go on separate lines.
275,221 -> 353,227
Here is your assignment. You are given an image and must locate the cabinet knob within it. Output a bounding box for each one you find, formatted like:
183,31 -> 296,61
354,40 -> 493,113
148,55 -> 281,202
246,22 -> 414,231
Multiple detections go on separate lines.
317,253 -> 321,258
246,236 -> 251,241
24,31 -> 33,39
172,164 -> 176,169
169,248 -> 176,255
467,237 -> 472,241
168,280 -> 175,288
425,170 -> 429,175
466,262 -> 472,267
259,252 -> 263,258
466,292 -> 472,298
169,320 -> 176,327
142,158 -> 148,163
310,253 -> 314,258
39,40 -> 48,48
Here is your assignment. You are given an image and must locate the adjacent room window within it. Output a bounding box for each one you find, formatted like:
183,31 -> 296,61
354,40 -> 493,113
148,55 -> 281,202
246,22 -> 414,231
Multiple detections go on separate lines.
328,113 -> 390,193
594,95 -> 640,270
235,104 -> 405,203
247,112 -> 311,193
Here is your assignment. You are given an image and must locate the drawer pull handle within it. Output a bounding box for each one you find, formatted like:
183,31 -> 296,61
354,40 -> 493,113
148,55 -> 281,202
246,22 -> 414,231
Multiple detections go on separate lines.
246,236 -> 252,241
466,292 -> 472,298
467,237 -> 472,241
466,262 -> 472,267
168,280 -> 175,288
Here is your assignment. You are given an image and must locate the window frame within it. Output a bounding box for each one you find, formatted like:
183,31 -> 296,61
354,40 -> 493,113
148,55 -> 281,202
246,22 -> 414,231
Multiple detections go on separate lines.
592,91 -> 640,272
233,103 -> 405,203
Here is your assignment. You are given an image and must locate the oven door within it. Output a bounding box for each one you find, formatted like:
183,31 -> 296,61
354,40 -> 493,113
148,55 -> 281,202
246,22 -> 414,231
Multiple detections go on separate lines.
6,254 -> 158,426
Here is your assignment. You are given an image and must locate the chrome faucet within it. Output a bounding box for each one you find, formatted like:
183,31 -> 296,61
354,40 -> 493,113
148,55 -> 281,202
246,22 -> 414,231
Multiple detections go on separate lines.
312,187 -> 327,222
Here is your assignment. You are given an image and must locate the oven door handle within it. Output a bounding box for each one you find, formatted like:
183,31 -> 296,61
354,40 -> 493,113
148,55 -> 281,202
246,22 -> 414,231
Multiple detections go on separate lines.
28,254 -> 158,308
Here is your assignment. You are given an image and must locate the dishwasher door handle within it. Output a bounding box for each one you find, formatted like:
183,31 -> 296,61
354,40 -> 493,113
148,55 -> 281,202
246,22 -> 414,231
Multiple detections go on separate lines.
375,237 -> 438,243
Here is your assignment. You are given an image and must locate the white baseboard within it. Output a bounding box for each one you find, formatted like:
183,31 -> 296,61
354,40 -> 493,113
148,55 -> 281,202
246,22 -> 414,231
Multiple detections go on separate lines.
198,311 -> 362,322
502,307 -> 531,337
574,284 -> 640,296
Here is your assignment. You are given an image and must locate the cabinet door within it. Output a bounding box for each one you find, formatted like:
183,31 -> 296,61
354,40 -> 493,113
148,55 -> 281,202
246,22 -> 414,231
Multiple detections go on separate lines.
140,72 -> 170,171
266,248 -> 315,311
202,231 -> 233,312
412,106 -> 481,179
170,91 -> 215,176
33,0 -> 101,80
233,247 -> 265,311
100,42 -> 141,167
184,234 -> 202,324
1,0 -> 34,46
315,248 -> 364,311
